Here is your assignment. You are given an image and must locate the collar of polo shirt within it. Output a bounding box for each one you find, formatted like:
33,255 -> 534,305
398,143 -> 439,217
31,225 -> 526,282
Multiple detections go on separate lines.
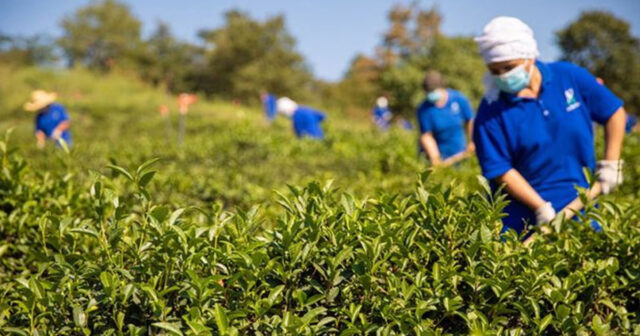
500,60 -> 553,104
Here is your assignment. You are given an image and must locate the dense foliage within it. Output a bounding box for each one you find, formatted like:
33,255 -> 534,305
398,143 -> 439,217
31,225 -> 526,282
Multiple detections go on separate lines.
1,64 -> 640,335
556,11 -> 640,115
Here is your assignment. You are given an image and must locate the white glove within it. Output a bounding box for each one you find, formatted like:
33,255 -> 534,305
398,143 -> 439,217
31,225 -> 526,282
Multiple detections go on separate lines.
51,128 -> 63,140
597,160 -> 624,194
535,202 -> 556,225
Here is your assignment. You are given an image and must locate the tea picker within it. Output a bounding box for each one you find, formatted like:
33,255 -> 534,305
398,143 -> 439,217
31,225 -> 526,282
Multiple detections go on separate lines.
261,91 -> 277,122
177,93 -> 197,146
472,16 -> 627,240
372,96 -> 392,130
24,90 -> 72,150
416,71 -> 475,167
276,97 -> 326,140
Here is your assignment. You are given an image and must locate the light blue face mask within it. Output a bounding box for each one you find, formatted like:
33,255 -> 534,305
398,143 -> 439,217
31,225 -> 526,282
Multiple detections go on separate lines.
494,64 -> 533,94
426,89 -> 443,103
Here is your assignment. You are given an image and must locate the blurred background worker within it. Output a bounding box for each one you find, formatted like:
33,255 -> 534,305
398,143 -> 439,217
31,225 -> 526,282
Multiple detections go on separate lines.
372,96 -> 392,130
473,17 -> 627,236
276,97 -> 326,139
261,90 -> 277,122
416,71 -> 474,166
24,90 -> 72,149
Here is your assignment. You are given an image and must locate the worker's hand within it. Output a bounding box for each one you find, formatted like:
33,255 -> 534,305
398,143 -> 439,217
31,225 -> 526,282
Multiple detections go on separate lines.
36,139 -> 45,149
51,128 -> 63,140
597,160 -> 623,194
534,202 -> 556,225
466,142 -> 476,154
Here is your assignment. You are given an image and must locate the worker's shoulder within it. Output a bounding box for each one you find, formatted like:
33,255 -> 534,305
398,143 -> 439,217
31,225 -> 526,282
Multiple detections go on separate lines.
447,89 -> 469,101
475,97 -> 506,124
49,102 -> 67,113
416,99 -> 433,113
544,60 -> 584,76
296,106 -> 322,117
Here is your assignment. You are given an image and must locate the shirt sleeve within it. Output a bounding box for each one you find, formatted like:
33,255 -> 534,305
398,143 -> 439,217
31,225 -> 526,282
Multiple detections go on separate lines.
417,104 -> 433,134
571,65 -> 623,125
473,100 -> 513,179
34,115 -> 43,133
458,95 -> 474,121
58,106 -> 70,121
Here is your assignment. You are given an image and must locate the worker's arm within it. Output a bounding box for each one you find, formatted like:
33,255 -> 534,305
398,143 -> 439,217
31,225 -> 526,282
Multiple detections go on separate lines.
465,120 -> 475,153
36,131 -> 46,149
51,120 -> 70,139
420,132 -> 441,165
495,169 -> 546,211
603,108 -> 625,160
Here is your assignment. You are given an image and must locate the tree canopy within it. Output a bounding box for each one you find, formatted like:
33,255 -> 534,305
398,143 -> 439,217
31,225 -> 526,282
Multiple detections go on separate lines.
557,11 -> 640,115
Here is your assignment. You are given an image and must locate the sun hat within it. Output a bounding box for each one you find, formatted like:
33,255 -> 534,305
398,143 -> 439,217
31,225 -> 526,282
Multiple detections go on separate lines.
376,96 -> 388,108
276,97 -> 298,117
24,90 -> 57,112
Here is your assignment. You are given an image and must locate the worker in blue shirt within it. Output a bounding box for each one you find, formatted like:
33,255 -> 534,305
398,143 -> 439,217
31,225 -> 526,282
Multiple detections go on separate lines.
372,96 -> 392,130
416,71 -> 475,166
473,17 -> 627,236
261,91 -> 277,122
24,90 -> 72,149
276,97 -> 325,139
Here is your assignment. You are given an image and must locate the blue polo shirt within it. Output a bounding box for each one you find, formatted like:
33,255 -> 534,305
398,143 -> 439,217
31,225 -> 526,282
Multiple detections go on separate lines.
417,89 -> 473,159
292,106 -> 325,139
263,93 -> 277,121
373,106 -> 392,129
35,103 -> 72,145
473,60 -> 623,234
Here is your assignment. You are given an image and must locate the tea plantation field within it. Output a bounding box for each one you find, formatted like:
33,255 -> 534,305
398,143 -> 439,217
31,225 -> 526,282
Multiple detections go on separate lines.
1,65 -> 640,335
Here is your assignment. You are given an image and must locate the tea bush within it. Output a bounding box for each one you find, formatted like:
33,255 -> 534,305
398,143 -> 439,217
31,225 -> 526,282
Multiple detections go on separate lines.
1,132 -> 640,335
1,65 -> 640,334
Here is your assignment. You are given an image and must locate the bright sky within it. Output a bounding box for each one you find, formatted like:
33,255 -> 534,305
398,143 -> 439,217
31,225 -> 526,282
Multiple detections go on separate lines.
1,0 -> 639,82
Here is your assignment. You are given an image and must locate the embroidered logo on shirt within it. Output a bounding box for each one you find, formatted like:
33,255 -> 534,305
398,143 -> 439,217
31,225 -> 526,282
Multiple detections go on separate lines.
451,102 -> 460,114
564,88 -> 581,112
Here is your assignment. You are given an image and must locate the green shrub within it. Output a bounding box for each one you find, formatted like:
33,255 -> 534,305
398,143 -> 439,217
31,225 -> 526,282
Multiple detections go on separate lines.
1,133 -> 639,335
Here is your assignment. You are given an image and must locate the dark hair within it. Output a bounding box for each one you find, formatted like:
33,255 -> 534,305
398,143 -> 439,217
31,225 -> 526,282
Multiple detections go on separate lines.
423,71 -> 445,92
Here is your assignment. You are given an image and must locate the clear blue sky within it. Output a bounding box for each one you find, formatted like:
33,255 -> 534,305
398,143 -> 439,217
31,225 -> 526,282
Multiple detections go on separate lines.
1,0 -> 639,81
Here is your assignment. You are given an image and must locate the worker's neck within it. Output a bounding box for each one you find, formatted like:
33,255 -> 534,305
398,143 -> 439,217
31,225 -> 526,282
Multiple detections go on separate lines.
518,64 -> 542,99
435,88 -> 448,108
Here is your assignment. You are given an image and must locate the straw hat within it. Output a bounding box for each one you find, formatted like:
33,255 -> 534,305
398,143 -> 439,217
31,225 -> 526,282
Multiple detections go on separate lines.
24,90 -> 57,112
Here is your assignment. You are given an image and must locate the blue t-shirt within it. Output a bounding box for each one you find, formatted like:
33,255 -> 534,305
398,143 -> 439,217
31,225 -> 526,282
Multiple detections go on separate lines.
35,103 -> 72,145
473,61 -> 623,233
417,89 -> 474,159
372,106 -> 392,129
626,114 -> 637,134
263,93 -> 277,121
292,106 -> 325,139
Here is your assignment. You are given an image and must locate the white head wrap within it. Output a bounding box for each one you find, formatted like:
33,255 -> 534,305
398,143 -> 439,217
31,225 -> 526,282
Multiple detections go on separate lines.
475,16 -> 539,64
376,96 -> 388,109
276,97 -> 298,117
475,16 -> 539,102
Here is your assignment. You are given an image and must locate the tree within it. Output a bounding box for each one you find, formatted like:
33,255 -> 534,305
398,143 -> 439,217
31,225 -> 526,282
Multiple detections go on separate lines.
58,0 -> 143,70
138,22 -> 200,92
0,33 -> 57,66
377,6 -> 483,116
557,11 -> 640,115
330,54 -> 382,111
194,10 -> 313,102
